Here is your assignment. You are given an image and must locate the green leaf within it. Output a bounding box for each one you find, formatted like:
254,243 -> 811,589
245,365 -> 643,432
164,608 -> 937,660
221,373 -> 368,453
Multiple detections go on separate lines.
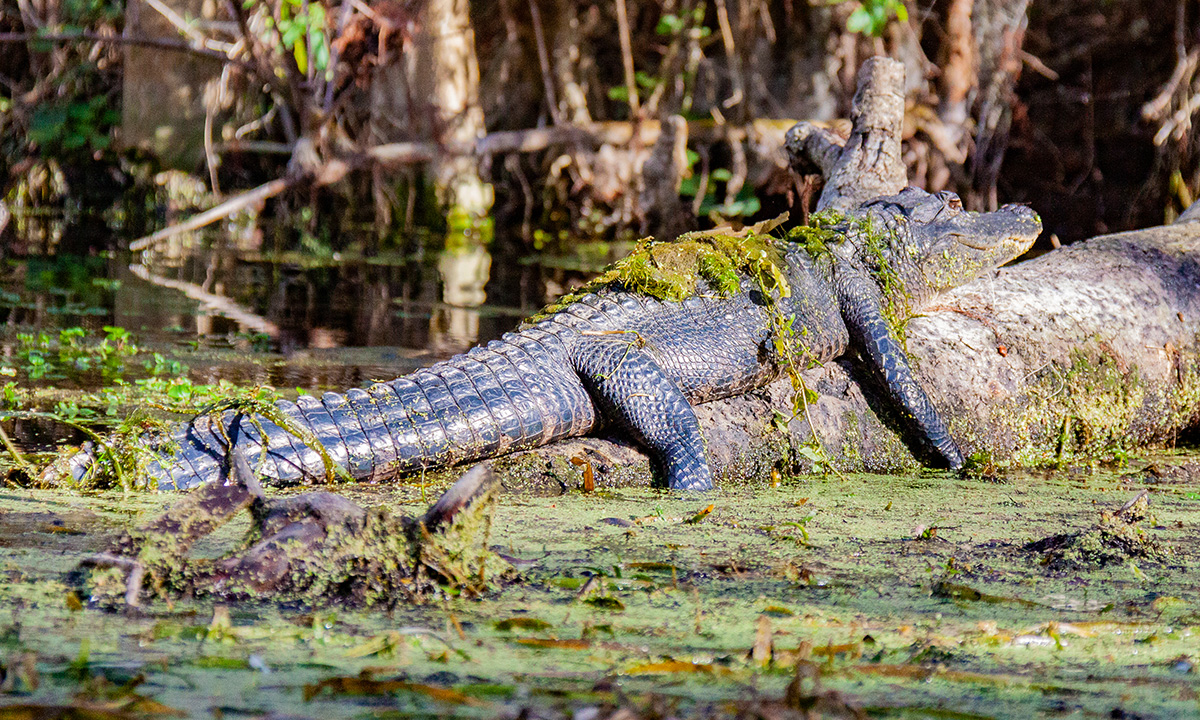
634,70 -> 660,90
67,102 -> 93,121
796,445 -> 824,463
607,86 -> 630,102
29,107 -> 69,144
310,32 -> 330,74
282,22 -> 304,48
846,7 -> 871,33
656,14 -> 684,35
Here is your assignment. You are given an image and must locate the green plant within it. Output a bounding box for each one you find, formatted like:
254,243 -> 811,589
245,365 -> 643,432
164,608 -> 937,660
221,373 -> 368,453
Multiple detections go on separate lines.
255,0 -> 331,78
145,353 -> 187,377
679,155 -> 763,221
2,382 -> 20,409
838,0 -> 908,37
11,325 -> 142,382
27,96 -> 119,156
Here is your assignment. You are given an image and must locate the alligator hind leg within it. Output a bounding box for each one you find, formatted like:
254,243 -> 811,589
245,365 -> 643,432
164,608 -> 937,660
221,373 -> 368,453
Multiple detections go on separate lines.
571,335 -> 713,491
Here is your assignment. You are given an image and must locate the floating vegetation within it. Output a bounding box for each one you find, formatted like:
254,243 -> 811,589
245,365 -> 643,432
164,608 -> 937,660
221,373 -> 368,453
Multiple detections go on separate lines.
81,464 -> 509,608
2,459 -> 1199,718
1024,490 -> 1168,571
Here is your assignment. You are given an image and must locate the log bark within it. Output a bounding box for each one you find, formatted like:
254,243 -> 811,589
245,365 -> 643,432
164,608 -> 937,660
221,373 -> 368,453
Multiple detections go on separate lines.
491,57 -> 1200,491
795,56 -> 908,212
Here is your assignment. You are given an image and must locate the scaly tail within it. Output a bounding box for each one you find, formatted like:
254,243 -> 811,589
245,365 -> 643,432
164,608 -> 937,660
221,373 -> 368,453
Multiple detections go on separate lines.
54,330 -> 598,490
159,331 -> 597,490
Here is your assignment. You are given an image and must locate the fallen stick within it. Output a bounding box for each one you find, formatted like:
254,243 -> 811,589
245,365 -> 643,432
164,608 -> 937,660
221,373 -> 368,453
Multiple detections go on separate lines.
128,176 -> 294,252
0,31 -> 254,69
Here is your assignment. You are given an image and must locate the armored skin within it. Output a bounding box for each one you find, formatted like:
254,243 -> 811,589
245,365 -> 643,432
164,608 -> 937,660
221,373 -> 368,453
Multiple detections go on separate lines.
55,188 -> 1041,491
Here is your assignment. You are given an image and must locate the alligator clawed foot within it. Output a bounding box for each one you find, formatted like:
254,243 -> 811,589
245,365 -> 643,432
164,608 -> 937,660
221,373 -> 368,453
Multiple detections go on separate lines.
78,457 -> 505,608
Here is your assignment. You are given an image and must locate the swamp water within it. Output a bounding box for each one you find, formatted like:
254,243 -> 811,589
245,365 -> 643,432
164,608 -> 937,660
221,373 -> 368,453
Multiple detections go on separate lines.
0,225 -> 1198,718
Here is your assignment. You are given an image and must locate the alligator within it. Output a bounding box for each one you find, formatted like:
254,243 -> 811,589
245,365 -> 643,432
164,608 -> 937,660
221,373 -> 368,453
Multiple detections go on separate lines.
52,187 -> 1041,492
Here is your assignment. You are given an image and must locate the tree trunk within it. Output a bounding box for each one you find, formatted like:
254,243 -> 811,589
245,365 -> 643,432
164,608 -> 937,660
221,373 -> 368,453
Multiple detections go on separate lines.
120,0 -> 223,169
423,0 -> 492,220
370,0 -> 492,222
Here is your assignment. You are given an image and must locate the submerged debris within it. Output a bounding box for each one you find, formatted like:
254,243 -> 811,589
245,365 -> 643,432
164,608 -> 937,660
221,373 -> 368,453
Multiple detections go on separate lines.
1023,490 -> 1167,571
79,458 -> 510,608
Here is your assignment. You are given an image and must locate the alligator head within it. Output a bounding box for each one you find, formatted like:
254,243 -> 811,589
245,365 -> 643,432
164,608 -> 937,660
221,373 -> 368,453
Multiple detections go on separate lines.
852,187 -> 1042,310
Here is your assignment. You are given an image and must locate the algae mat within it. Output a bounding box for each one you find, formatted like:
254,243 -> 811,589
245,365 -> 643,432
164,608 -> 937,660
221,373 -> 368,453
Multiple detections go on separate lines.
1,459 -> 1198,719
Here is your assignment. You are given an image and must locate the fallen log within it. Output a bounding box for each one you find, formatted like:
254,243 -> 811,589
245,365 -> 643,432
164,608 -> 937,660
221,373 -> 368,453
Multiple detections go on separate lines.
492,58 -> 1200,490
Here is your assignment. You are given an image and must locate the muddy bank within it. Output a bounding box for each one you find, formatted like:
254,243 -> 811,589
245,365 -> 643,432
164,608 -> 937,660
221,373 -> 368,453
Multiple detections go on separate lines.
2,457 -> 1198,719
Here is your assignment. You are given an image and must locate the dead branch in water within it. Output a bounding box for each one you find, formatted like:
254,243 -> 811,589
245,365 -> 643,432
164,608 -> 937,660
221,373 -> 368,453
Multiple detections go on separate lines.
127,177 -> 295,251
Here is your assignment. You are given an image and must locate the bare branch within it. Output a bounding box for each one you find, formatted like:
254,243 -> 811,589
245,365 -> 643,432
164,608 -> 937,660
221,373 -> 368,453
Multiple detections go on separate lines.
0,30 -> 254,69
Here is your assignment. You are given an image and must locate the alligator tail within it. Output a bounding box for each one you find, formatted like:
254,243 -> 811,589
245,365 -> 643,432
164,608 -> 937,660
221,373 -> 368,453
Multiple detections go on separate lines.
146,330 -> 597,490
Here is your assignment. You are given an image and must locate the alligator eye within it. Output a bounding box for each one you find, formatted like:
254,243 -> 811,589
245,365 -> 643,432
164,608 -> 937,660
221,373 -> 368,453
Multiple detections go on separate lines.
936,191 -> 963,211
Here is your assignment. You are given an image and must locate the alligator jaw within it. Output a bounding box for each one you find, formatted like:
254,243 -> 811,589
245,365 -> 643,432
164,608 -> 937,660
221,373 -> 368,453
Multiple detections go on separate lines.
917,202 -> 1043,295
955,204 -> 1042,256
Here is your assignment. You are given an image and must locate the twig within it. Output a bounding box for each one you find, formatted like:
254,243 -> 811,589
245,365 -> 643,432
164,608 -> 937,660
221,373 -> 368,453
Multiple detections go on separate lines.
314,119 -> 798,164
713,0 -> 744,110
128,263 -> 280,337
1118,489 -> 1150,516
214,139 -> 293,155
80,553 -> 146,607
527,0 -> 561,125
0,31 -> 253,69
220,0 -> 290,104
1142,48 -> 1199,122
1020,50 -> 1059,81
143,0 -> 234,53
0,422 -> 34,479
323,0 -> 356,111
128,176 -> 295,251
204,91 -> 221,196
367,142 -> 440,165
614,0 -> 639,117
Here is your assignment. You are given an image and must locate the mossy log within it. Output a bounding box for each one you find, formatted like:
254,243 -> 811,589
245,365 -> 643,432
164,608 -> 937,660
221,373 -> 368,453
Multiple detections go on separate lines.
493,200 -> 1200,493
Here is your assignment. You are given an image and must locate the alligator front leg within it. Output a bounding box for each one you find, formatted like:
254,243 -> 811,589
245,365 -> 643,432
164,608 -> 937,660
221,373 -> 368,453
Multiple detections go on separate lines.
571,334 -> 713,491
836,265 -> 965,469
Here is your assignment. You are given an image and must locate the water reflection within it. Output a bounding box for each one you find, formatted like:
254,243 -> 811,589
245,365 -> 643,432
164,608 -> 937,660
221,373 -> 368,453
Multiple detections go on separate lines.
0,220 -> 604,390
433,243 -> 491,352
128,262 -> 281,338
